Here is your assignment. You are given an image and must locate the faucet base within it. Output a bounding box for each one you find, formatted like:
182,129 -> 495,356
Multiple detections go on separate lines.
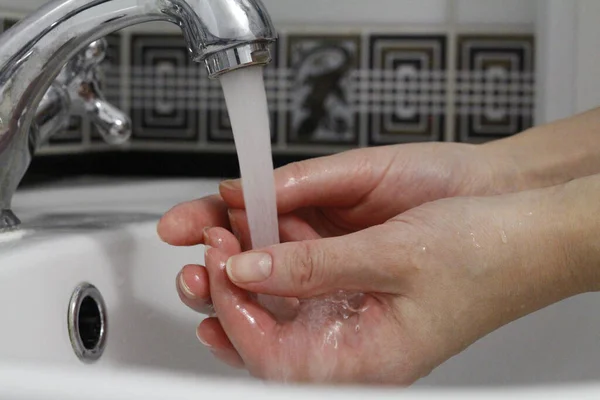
0,210 -> 21,231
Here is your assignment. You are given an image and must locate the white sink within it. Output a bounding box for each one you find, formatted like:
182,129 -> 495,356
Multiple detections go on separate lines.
0,177 -> 599,399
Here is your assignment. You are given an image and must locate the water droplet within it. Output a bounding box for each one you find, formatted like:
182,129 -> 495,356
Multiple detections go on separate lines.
500,230 -> 508,244
470,232 -> 481,249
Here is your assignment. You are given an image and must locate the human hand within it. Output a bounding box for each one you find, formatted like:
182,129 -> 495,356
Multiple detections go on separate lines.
188,182 -> 594,384
160,143 -> 509,246
161,143 -> 509,315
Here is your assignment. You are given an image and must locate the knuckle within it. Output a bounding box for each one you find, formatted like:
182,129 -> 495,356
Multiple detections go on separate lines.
352,152 -> 375,179
289,241 -> 323,289
283,161 -> 308,183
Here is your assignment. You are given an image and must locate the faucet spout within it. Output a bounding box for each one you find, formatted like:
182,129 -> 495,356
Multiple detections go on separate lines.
0,0 -> 277,230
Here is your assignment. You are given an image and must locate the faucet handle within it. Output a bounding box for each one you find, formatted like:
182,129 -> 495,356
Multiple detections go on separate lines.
77,74 -> 132,146
67,39 -> 132,145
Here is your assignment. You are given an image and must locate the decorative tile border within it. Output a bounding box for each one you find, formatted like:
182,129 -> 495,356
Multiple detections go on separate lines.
0,17 -> 536,156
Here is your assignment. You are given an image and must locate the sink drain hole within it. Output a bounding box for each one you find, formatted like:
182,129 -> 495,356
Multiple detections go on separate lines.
68,283 -> 107,363
78,296 -> 102,350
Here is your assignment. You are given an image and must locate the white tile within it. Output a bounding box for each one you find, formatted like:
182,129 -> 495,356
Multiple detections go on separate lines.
261,0 -> 448,26
0,0 -> 449,27
457,0 -> 536,25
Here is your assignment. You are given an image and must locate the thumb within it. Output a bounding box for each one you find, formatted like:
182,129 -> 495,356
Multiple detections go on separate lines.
224,224 -> 407,298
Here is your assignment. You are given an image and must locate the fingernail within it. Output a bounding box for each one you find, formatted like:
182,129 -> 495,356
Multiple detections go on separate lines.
221,179 -> 241,190
226,252 -> 272,283
231,228 -> 241,244
196,329 -> 212,348
227,210 -> 242,242
179,273 -> 196,299
202,226 -> 211,243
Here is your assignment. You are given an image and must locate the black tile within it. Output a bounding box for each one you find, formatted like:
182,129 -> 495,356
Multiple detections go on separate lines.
285,34 -> 362,146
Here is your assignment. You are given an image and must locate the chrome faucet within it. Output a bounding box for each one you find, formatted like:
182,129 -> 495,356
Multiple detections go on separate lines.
36,38 -> 132,151
0,0 -> 277,231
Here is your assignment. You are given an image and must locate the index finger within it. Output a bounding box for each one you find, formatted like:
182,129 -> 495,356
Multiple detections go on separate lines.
157,194 -> 231,246
219,147 -> 397,214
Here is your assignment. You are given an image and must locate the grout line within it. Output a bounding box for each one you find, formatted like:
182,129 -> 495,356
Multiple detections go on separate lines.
81,141 -> 356,156
444,0 -> 458,143
359,29 -> 370,148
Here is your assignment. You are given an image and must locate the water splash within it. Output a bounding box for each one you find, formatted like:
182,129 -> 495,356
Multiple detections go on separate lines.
300,291 -> 369,348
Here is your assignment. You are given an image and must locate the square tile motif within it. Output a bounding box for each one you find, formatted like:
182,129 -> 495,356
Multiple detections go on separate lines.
285,34 -> 361,146
368,35 -> 446,145
130,34 -> 198,141
205,40 -> 279,144
455,35 -> 535,143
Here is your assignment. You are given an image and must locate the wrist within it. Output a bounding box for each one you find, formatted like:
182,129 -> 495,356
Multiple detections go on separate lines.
479,109 -> 600,194
547,174 -> 600,293
478,178 -> 600,326
507,175 -> 600,303
477,126 -> 576,194
475,138 -> 531,194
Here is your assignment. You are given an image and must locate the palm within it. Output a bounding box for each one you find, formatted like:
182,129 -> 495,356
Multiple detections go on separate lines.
253,294 -> 390,382
206,237 -> 402,383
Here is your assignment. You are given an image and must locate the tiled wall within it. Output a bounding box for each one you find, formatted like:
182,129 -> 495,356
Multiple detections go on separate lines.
0,12 -> 535,158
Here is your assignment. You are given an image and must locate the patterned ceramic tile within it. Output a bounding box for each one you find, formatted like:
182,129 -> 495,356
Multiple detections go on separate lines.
0,14 -> 539,159
368,34 -> 446,145
205,40 -> 279,144
455,35 -> 535,143
130,34 -> 199,141
285,34 -> 362,146
92,33 -> 122,142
